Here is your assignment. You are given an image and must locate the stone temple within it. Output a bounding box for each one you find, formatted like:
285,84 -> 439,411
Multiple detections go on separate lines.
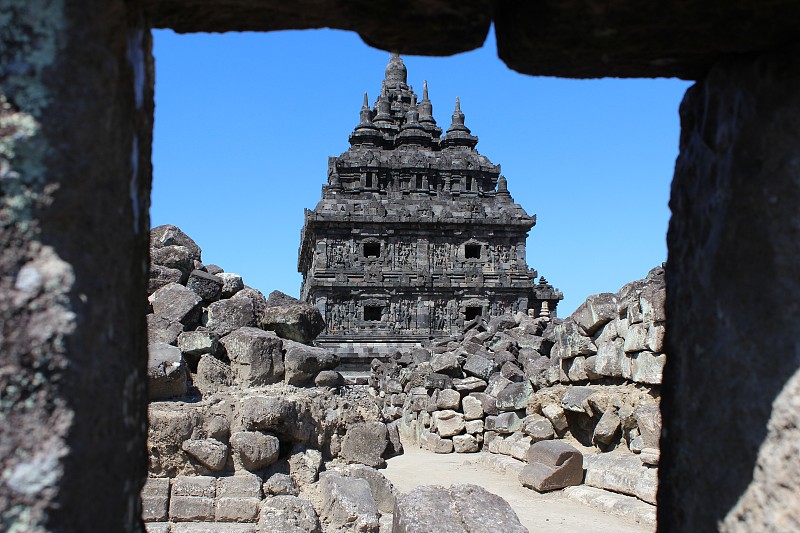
298,54 -> 562,364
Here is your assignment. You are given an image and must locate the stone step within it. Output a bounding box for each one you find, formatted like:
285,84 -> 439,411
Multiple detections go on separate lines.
563,485 -> 656,528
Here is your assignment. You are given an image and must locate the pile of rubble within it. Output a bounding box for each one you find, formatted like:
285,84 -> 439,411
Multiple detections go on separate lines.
144,225 -> 412,532
370,266 -> 666,513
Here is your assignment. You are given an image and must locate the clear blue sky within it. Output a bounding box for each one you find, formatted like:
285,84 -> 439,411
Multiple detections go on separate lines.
151,27 -> 691,316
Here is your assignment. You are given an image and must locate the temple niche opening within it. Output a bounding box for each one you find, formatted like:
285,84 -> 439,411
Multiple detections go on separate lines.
298,54 -> 562,365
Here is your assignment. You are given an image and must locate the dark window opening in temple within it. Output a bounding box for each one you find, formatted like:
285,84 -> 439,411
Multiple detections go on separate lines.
365,173 -> 373,188
465,244 -> 481,259
466,176 -> 473,191
363,242 -> 380,257
364,306 -> 382,321
465,306 -> 483,321
416,175 -> 423,189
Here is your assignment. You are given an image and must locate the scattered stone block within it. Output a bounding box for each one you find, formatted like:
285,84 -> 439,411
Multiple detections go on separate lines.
186,269 -> 223,303
342,464 -> 398,514
147,342 -> 188,400
423,372 -> 452,390
593,409 -> 622,446
318,472 -> 380,533
571,293 -> 617,335
453,434 -> 480,453
393,484 -> 527,533
340,421 -> 388,468
178,330 -> 220,358
148,264 -> 183,295
541,403 -> 568,433
463,354 -> 496,381
230,431 -> 280,471
204,298 -> 256,337
258,495 -> 321,533
436,388 -> 461,410
485,374 -> 512,397
486,411 -> 523,434
631,351 -> 666,384
217,272 -> 244,298
561,386 -> 594,413
584,452 -> 658,504
521,414 -> 555,442
287,446 -> 323,487
150,282 -> 203,327
433,410 -> 465,438
315,369 -> 343,388
220,327 -> 284,386
453,376 -> 487,392
194,354 -> 233,393
634,403 -> 662,448
420,430 -> 453,454
264,473 -> 300,496
169,495 -> 215,522
181,438 -> 228,471
262,290 -> 325,343
465,419 -> 484,434
283,341 -> 339,386
469,392 -> 499,416
496,380 -> 532,411
462,395 -> 484,420
519,440 -> 584,492
147,314 -> 184,346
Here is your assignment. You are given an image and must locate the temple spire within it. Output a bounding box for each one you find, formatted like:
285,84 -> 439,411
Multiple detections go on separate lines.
359,92 -> 371,124
442,96 -> 478,149
384,53 -> 407,86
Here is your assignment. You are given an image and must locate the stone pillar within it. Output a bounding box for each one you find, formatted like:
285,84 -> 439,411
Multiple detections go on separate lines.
0,1 -> 153,530
661,48 -> 800,531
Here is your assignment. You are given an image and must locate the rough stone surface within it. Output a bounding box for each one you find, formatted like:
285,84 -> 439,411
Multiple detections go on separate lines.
204,298 -> 256,337
229,431 -> 280,471
585,452 -> 657,505
262,290 -> 325,343
181,439 -> 228,471
520,440 -> 584,492
342,464 -> 398,514
259,495 -> 321,533
318,471 -> 380,532
148,342 -> 188,400
194,354 -> 234,393
186,269 -> 223,303
151,282 -> 203,327
220,327 -> 284,386
340,421 -> 388,468
283,341 -> 339,385
392,483 -> 527,532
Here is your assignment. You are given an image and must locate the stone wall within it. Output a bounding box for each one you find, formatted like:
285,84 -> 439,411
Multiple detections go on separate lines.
370,267 -> 665,512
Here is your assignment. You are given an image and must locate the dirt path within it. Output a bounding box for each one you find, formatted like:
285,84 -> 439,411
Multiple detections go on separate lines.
383,445 -> 653,533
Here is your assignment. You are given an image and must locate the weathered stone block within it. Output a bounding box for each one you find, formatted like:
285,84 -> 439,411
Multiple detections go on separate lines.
486,411 -> 523,434
178,330 -> 220,357
462,353 -> 496,381
230,431 -> 280,471
147,342 -> 188,400
150,282 -> 203,327
340,421 -> 388,468
181,438 -> 228,471
521,414 -> 554,442
186,269 -> 223,303
436,388 -> 461,410
469,392 -> 499,416
215,497 -> 261,523
194,354 -> 234,393
393,484 -> 527,533
262,290 -> 325,343
264,473 -> 300,496
462,395 -> 484,420
496,380 -> 532,411
520,440 -> 584,492
433,410 -> 465,437
142,478 -> 170,522
318,472 -> 380,532
631,351 -> 666,384
169,496 -> 215,522
258,495 -> 321,533
593,409 -> 622,446
541,403 -> 568,433
204,298 -> 256,336
220,327 -> 284,386
571,293 -> 618,335
584,453 -> 657,504
217,272 -> 244,298
283,341 -> 338,386
453,434 -> 480,453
